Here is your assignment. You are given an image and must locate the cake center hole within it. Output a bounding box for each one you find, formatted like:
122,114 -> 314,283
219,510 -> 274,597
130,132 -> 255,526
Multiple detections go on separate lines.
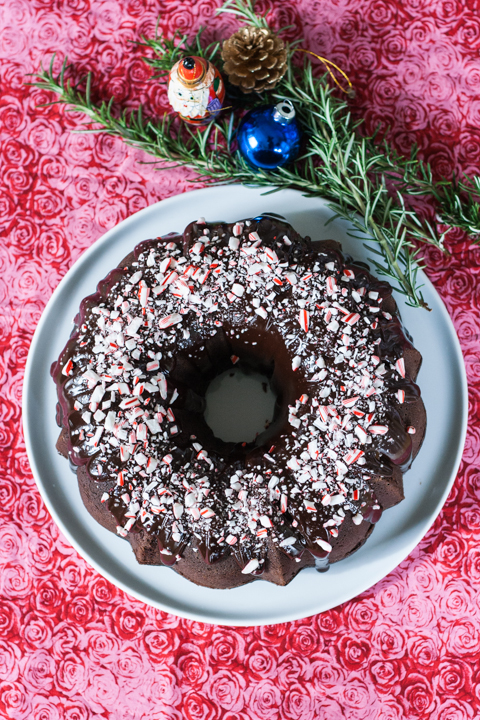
204,367 -> 277,443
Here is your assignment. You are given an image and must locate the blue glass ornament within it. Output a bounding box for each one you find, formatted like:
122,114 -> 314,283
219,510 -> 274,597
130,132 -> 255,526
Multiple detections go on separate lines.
237,100 -> 301,171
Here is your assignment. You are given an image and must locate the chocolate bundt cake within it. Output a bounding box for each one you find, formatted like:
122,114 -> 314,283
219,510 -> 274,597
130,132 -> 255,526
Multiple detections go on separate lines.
52,215 -> 426,589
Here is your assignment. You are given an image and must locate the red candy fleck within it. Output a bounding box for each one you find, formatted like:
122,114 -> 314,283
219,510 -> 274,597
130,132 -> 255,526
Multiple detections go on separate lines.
158,313 -> 182,329
299,309 -> 309,333
369,425 -> 388,435
395,357 -> 406,378
62,358 -> 74,376
342,396 -> 359,408
343,449 -> 364,465
343,313 -> 360,326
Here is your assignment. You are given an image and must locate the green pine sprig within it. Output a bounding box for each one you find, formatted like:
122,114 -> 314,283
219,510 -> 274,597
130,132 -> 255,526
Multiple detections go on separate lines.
215,0 -> 270,30
429,174 -> 480,237
28,0 -> 480,309
138,24 -> 222,80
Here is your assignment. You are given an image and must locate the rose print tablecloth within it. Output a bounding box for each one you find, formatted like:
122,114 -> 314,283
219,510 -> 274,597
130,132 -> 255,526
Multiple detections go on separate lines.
2,0 -> 480,718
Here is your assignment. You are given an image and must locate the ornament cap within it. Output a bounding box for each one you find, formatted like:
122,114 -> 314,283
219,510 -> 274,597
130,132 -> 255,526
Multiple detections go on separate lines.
273,100 -> 296,124
177,56 -> 207,88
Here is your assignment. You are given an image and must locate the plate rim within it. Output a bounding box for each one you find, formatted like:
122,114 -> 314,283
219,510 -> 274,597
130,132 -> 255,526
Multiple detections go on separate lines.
22,185 -> 469,626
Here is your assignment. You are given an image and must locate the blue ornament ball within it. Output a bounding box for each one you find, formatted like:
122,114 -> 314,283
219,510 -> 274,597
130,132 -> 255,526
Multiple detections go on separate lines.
237,100 -> 301,171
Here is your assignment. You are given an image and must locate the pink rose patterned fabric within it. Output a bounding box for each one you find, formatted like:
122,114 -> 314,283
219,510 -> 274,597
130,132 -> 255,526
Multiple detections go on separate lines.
1,0 -> 480,717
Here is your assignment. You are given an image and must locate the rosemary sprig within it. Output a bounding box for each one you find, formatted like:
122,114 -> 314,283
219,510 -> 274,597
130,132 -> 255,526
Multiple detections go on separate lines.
429,174 -> 480,238
28,56 -> 433,307
369,140 -> 480,238
138,25 -> 222,80
215,0 -> 270,30
28,0 -> 480,308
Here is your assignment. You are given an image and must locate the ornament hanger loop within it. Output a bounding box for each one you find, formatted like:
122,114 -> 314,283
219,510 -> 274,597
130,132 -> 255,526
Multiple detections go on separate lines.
296,49 -> 353,94
275,100 -> 295,120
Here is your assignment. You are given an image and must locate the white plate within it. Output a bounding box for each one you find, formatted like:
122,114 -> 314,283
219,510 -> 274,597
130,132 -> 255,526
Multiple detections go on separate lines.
23,186 -> 468,626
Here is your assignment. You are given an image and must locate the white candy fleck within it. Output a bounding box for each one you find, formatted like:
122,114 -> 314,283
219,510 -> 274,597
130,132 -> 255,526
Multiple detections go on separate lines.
242,558 -> 260,574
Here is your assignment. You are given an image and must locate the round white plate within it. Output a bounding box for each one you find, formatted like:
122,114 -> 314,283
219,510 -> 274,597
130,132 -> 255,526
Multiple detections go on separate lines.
23,186 -> 468,626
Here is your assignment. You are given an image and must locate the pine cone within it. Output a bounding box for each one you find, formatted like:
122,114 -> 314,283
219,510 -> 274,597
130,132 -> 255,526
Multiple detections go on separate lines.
221,26 -> 287,94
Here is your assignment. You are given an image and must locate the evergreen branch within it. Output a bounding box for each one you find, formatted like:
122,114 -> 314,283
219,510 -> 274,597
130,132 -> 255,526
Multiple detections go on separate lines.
28,54 -> 434,307
138,27 -> 221,78
371,143 -> 480,239
28,0 -> 480,309
428,173 -> 480,239
215,0 -> 270,29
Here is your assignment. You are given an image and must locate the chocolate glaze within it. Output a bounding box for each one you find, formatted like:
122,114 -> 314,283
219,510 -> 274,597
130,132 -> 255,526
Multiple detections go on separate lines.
52,215 -> 426,588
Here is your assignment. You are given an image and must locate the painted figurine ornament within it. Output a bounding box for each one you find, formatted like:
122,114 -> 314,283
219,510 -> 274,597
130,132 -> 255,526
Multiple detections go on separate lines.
167,56 -> 225,125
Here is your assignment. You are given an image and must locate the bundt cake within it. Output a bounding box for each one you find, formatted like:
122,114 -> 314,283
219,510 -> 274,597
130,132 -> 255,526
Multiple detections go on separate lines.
52,215 -> 426,588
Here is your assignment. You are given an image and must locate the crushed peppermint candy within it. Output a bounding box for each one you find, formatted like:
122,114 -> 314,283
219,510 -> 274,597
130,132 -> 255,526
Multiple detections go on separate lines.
298,309 -> 309,333
317,539 -> 333,552
242,558 -> 260,574
159,313 -> 182,329
395,357 -> 406,378
369,425 -> 388,435
62,359 -> 74,376
292,356 -> 301,371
